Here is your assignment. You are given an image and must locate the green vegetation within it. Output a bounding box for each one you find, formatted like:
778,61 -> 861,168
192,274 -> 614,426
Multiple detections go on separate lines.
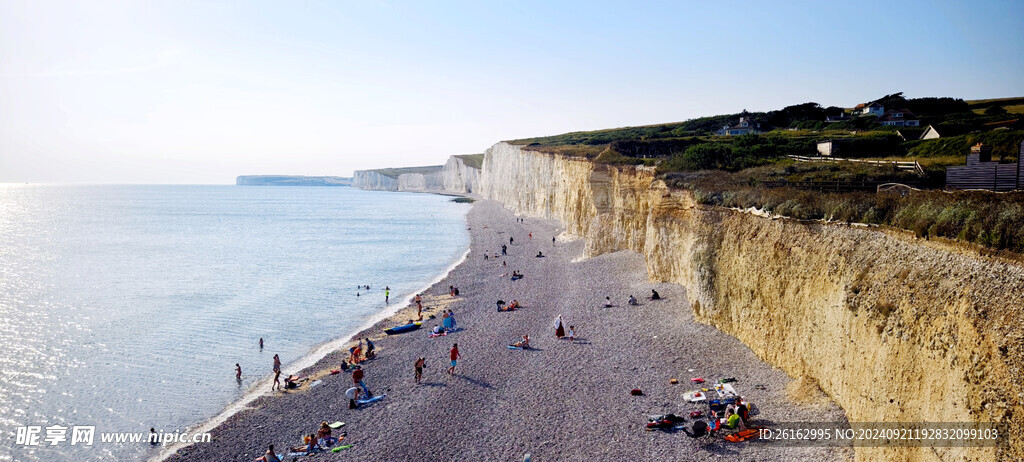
907,129 -> 1023,161
454,154 -> 484,170
504,92 -> 1024,251
451,197 -> 475,203
665,169 -> 1024,252
371,165 -> 443,179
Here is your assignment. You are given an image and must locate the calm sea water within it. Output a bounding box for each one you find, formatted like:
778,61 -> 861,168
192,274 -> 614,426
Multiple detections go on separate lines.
0,185 -> 469,461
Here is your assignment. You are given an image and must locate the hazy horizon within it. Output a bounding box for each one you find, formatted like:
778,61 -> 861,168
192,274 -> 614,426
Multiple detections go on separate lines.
3,0 -> 1023,184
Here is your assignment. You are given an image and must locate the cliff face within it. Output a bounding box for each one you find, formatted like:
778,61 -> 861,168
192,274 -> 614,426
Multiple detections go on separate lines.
354,155 -> 481,194
352,170 -> 398,191
442,155 -> 482,193
481,142 -> 1023,461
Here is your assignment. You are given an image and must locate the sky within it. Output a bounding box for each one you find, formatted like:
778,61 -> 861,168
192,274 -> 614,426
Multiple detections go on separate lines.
1,0 -> 1023,184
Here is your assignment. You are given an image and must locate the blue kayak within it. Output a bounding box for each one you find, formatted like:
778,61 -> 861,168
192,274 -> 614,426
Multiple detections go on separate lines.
384,322 -> 422,335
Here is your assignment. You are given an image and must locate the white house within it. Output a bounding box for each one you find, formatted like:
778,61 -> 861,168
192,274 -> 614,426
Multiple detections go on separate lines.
717,117 -> 761,136
861,102 -> 885,117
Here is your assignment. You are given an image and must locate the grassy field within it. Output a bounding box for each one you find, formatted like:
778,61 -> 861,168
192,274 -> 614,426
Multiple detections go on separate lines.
454,154 -> 484,169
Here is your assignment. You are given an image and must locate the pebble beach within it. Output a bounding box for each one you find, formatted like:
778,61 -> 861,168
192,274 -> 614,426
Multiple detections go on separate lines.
169,200 -> 852,462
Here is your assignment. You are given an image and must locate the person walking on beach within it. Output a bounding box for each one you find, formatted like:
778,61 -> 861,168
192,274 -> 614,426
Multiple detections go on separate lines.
501,244 -> 507,255
509,236 -> 514,245
554,315 -> 565,339
448,344 -> 461,375
272,354 -> 282,391
235,363 -> 242,380
552,236 -> 556,245
352,365 -> 369,396
414,357 -> 426,384
568,325 -> 576,342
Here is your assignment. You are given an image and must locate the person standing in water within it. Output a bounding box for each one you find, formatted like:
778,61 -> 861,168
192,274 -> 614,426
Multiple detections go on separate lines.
235,363 -> 242,380
384,286 -> 390,304
259,337 -> 264,349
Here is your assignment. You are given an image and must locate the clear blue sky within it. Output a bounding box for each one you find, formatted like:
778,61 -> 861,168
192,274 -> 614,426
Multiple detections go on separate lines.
2,0 -> 1022,183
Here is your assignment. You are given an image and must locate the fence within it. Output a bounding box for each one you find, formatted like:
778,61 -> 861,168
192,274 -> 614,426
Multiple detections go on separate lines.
787,155 -> 924,175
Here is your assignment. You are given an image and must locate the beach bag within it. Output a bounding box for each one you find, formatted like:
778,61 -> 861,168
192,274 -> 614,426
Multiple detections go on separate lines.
630,388 -> 643,396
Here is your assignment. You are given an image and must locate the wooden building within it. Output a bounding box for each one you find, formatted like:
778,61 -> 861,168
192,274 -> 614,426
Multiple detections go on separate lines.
945,141 -> 1024,191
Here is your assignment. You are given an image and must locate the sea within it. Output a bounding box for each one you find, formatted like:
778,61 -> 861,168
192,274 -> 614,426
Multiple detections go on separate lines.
0,184 -> 470,461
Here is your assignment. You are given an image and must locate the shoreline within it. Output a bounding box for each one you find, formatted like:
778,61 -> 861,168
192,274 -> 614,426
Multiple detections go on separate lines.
170,200 -> 852,461
152,207 -> 473,462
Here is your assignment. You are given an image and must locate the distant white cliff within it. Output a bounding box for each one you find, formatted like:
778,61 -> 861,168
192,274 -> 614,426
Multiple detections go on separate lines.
236,175 -> 352,186
353,154 -> 482,194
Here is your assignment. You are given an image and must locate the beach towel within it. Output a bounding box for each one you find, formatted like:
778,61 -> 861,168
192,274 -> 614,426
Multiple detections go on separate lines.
428,332 -> 447,338
356,394 -> 385,406
328,422 -> 345,429
683,390 -> 706,402
724,427 -> 762,442
690,377 -> 705,383
331,445 -> 354,452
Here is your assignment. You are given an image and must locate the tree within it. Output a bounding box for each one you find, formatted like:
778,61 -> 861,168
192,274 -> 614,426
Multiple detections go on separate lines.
681,143 -> 734,170
984,105 -> 1008,117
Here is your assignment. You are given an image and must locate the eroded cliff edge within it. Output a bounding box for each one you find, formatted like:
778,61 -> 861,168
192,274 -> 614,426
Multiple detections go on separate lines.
481,142 -> 1023,461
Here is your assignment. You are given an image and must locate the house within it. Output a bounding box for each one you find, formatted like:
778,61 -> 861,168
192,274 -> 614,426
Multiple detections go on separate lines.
817,140 -> 841,156
825,113 -> 850,123
877,109 -> 920,127
860,102 -> 885,117
945,142 -> 1024,191
716,117 -> 762,136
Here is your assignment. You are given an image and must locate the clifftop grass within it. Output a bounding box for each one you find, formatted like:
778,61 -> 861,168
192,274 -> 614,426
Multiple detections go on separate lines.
369,165 -> 443,179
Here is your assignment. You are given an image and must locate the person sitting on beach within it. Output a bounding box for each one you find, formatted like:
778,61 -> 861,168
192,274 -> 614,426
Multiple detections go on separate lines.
339,360 -> 350,372
432,325 -> 446,335
536,251 -> 544,258
724,408 -> 745,431
447,310 -> 457,330
650,289 -> 661,300
511,335 -> 530,349
604,296 -> 613,307
496,299 -> 506,311
628,295 -> 639,306
509,299 -> 519,310
284,375 -> 301,389
292,434 -> 322,455
351,344 -> 363,364
735,396 -> 750,424
364,337 -> 375,359
255,444 -> 278,462
317,421 -> 338,446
